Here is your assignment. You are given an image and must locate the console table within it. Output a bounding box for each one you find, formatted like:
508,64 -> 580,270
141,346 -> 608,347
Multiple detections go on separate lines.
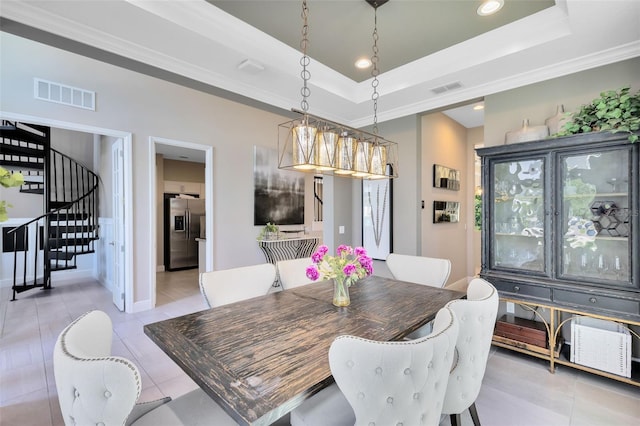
257,236 -> 320,286
492,297 -> 640,387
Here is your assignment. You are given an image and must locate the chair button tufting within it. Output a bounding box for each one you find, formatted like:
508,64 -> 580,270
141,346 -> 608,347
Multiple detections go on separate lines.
369,423 -> 375,426
104,391 -> 112,398
397,423 -> 403,426
375,367 -> 383,375
403,368 -> 411,375
413,392 -> 420,400
358,392 -> 365,399
427,361 -> 433,369
346,360 -> 354,368
387,396 -> 393,404
97,423 -> 105,426
457,375 -> 462,381
74,389 -> 80,398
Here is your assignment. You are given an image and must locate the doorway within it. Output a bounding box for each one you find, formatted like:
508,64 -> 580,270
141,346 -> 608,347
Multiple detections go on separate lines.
149,136 -> 213,308
0,111 -> 133,311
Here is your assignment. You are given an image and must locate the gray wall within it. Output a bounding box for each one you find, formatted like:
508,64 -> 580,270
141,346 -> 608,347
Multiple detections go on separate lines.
0,32 -> 422,308
484,58 -> 640,147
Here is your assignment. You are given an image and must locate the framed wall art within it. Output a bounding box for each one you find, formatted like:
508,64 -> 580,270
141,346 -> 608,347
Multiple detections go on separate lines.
433,164 -> 460,190
253,146 -> 304,225
362,166 -> 393,260
433,201 -> 460,223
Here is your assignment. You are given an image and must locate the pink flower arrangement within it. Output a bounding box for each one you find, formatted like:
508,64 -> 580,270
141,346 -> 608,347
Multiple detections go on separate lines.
306,244 -> 374,287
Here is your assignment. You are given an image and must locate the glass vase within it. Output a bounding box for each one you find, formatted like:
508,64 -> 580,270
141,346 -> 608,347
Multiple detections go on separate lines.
333,277 -> 350,307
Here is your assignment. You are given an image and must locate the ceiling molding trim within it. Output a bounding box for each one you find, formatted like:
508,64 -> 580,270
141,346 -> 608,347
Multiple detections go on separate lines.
125,0 -> 361,99
353,4 -> 572,103
349,41 -> 640,128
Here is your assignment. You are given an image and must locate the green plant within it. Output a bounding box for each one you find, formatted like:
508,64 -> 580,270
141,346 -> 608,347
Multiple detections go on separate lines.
0,166 -> 25,222
474,193 -> 482,230
257,222 -> 279,240
554,86 -> 640,143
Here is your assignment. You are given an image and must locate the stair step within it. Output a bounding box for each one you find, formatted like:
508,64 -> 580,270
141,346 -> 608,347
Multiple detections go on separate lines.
0,159 -> 45,171
48,233 -> 98,241
49,237 -> 97,248
48,212 -> 90,221
49,251 -> 75,261
49,225 -> 97,234
0,124 -> 48,144
12,282 -> 47,294
20,188 -> 45,194
0,142 -> 46,158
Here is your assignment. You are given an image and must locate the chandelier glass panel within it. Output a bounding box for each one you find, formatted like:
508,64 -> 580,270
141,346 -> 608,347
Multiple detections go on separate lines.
278,0 -> 398,179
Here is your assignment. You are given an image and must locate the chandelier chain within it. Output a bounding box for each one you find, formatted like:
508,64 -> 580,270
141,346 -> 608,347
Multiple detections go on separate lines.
300,0 -> 311,112
371,6 -> 380,135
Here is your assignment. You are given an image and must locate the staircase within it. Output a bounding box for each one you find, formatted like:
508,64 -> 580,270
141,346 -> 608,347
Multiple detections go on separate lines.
0,121 -> 99,300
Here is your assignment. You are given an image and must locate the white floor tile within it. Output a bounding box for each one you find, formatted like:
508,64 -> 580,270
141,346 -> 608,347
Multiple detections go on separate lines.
1,270 -> 638,426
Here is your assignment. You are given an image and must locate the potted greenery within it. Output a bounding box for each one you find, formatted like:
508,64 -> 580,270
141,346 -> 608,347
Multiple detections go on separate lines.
553,86 -> 639,143
0,166 -> 24,222
258,222 -> 279,240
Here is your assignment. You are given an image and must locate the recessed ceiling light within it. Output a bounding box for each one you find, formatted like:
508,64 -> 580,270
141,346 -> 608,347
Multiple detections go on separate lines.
477,0 -> 504,16
355,58 -> 372,69
473,104 -> 485,111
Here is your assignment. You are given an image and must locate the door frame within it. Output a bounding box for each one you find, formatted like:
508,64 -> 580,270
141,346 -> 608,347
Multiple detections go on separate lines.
148,136 -> 213,308
0,111 -> 134,311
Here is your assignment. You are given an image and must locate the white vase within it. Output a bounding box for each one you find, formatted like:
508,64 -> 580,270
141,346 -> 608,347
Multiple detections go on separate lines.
504,119 -> 549,144
545,105 -> 570,135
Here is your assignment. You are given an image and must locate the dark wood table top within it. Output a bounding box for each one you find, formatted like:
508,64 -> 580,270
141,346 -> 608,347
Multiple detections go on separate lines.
144,275 -> 465,425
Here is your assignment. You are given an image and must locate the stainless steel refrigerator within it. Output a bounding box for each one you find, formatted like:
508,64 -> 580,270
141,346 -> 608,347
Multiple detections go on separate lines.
165,198 -> 205,271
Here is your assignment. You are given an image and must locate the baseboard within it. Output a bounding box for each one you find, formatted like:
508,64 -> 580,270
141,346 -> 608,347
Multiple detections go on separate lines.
157,265 -> 165,272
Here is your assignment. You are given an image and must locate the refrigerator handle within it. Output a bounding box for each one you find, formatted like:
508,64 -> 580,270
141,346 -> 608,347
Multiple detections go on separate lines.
186,209 -> 190,240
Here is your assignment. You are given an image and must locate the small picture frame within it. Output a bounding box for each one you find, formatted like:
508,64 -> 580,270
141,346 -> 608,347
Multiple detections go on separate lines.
433,164 -> 460,190
433,201 -> 460,223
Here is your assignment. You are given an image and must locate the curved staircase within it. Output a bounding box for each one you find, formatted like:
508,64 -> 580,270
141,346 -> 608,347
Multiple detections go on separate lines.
0,121 -> 99,300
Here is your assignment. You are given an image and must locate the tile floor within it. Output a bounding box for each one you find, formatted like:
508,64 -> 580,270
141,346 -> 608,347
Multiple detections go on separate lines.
1,270 -> 638,426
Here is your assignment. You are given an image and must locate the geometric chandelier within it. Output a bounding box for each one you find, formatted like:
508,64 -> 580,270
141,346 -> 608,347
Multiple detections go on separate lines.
278,0 -> 398,179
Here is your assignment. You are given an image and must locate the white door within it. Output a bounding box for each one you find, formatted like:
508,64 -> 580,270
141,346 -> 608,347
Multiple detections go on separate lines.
112,139 -> 125,311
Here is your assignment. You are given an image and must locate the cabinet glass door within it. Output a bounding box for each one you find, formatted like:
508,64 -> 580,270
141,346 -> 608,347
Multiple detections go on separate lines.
492,158 -> 545,272
560,148 -> 630,285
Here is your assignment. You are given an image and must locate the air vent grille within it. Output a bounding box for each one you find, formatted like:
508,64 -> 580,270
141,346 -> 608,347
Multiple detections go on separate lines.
431,81 -> 463,95
33,78 -> 95,111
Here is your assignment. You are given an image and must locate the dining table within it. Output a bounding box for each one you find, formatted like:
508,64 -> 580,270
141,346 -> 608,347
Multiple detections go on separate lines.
143,274 -> 465,426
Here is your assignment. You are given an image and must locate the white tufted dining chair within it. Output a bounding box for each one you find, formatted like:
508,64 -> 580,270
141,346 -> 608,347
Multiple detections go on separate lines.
53,310 -> 237,426
290,306 -> 460,426
199,263 -> 276,308
386,253 -> 451,288
386,253 -> 452,339
276,257 -> 315,289
441,277 -> 499,426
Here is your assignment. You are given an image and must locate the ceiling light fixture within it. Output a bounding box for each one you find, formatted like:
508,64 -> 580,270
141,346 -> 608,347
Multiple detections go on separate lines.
355,57 -> 372,69
278,0 -> 398,179
477,0 -> 504,16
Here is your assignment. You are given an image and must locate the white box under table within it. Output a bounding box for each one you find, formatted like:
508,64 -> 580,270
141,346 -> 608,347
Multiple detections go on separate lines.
570,316 -> 631,378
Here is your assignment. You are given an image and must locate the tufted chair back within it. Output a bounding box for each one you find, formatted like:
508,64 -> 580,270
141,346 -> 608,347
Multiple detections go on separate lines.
199,263 -> 276,308
54,310 -> 141,426
328,306 -> 459,426
276,257 -> 315,289
441,278 -> 499,426
386,253 -> 451,288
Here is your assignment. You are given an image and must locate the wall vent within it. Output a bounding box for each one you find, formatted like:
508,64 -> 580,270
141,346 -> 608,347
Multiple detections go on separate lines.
430,81 -> 463,95
33,78 -> 95,111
